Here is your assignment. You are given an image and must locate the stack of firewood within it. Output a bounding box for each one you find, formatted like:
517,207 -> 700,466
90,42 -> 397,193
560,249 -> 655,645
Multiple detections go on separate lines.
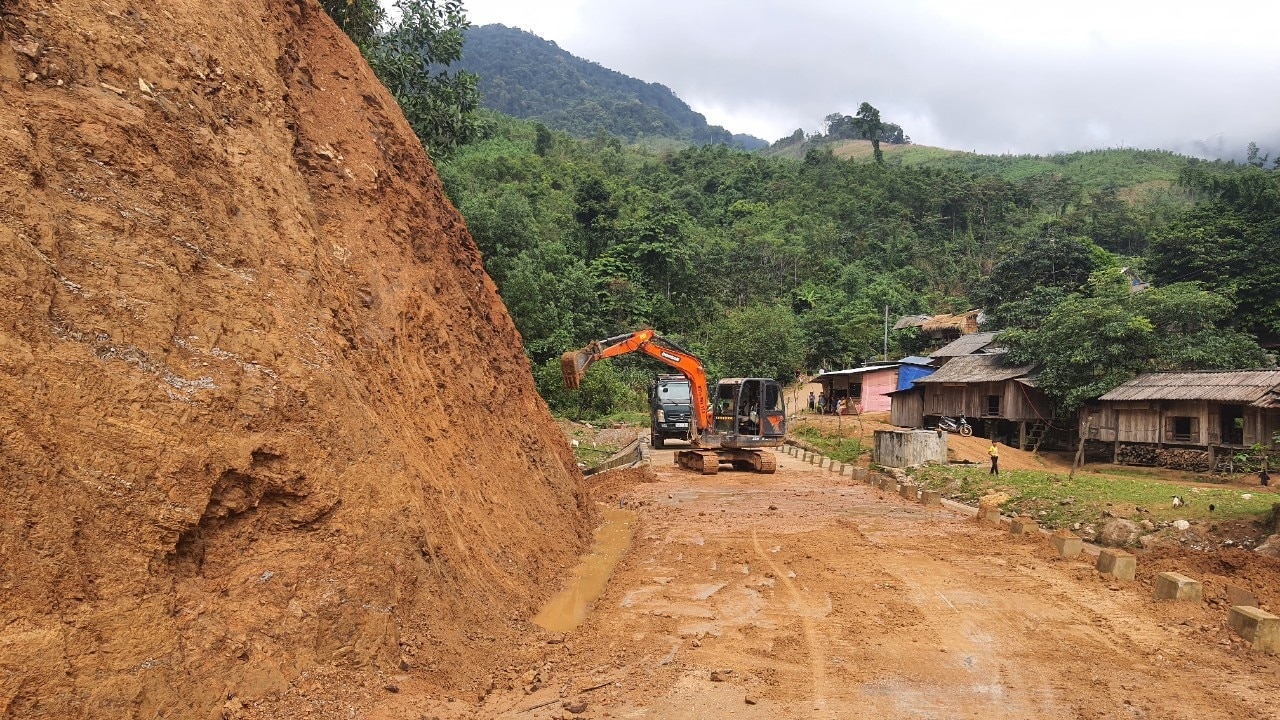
1115,445 -> 1211,471
1117,444 -> 1158,466
1156,448 -> 1211,472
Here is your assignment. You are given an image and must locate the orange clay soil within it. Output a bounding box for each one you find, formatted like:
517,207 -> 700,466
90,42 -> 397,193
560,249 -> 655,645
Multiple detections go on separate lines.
1,2 -> 590,717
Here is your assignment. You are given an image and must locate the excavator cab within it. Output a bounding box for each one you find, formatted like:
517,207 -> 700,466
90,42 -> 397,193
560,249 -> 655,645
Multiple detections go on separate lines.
711,378 -> 786,448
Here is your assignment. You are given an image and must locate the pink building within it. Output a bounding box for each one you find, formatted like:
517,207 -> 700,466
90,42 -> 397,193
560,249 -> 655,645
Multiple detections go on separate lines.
815,359 -> 935,414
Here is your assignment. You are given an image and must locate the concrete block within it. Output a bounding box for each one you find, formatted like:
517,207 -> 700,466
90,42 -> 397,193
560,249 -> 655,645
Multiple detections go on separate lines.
898,483 -> 918,501
878,477 -> 896,492
919,490 -> 942,506
835,463 -> 845,475
852,468 -> 869,483
809,453 -> 817,465
1154,572 -> 1203,602
1049,532 -> 1082,559
1227,585 -> 1259,608
1010,517 -> 1039,535
1228,606 -> 1280,653
976,507 -> 1002,524
1096,549 -> 1136,581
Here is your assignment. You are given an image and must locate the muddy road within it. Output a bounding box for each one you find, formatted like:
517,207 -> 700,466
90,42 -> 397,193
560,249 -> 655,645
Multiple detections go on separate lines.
534,446 -> 1278,719
351,444 -> 1280,720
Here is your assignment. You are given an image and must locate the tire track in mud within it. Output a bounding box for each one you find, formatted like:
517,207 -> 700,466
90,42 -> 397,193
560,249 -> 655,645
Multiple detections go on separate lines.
752,526 -> 829,716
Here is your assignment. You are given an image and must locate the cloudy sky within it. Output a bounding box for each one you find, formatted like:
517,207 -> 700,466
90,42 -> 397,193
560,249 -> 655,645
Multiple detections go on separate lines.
452,0 -> 1279,158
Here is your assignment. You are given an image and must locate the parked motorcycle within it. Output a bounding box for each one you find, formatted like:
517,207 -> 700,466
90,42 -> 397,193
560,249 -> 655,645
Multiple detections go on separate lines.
937,415 -> 973,436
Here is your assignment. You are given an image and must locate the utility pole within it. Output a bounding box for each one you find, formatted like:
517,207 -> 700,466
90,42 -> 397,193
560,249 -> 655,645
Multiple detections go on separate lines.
883,305 -> 889,361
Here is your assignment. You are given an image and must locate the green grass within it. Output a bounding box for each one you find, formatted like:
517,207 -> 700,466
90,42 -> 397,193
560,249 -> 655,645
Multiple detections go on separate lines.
910,465 -> 1279,530
790,425 -> 867,464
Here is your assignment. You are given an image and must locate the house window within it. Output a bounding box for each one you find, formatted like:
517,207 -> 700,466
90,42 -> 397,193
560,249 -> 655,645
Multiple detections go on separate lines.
1168,416 -> 1200,443
985,395 -> 1001,417
850,382 -> 863,400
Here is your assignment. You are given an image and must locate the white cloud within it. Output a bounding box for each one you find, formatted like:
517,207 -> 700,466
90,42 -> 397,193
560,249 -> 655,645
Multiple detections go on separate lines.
457,0 -> 1280,157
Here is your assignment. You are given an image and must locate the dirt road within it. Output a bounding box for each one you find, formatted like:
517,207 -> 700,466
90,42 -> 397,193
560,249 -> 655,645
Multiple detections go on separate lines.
459,445 -> 1279,720
298,443 -> 1280,720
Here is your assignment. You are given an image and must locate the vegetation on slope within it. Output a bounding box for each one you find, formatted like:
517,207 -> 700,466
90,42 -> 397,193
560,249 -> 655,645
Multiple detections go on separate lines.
455,24 -> 766,149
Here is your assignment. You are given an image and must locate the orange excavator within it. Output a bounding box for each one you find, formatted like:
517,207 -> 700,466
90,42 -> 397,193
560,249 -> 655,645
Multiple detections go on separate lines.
561,330 -> 786,474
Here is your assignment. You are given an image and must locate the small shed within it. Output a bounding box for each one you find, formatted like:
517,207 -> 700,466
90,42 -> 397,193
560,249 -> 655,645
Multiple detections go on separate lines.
919,309 -> 984,340
873,429 -> 947,468
1083,370 -> 1280,469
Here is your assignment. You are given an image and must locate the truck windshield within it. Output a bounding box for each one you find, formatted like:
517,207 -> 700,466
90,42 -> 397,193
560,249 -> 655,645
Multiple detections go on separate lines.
659,383 -> 692,402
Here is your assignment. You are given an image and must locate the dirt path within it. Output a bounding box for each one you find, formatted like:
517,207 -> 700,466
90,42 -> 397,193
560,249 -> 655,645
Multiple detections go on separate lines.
360,446 -> 1280,720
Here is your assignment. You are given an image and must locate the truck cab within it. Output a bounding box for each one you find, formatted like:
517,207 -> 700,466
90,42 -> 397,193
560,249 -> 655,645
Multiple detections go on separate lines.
649,374 -> 694,448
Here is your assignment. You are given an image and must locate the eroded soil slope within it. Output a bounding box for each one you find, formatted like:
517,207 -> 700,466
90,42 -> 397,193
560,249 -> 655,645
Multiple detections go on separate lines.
0,1 -> 589,717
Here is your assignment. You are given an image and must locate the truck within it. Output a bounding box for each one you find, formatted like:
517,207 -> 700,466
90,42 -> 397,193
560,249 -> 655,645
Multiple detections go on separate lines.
561,330 -> 786,474
649,374 -> 694,448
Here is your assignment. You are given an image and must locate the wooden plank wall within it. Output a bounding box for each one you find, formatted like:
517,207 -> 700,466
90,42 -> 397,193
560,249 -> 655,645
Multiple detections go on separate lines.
1089,401 -> 1280,448
890,390 -> 924,427
922,381 -> 1049,422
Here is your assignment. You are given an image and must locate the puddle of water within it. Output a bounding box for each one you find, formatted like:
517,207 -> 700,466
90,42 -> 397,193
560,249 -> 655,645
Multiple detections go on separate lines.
532,508 -> 636,633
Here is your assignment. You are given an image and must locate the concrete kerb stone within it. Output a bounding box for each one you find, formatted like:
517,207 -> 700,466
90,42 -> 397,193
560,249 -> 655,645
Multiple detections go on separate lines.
1049,531 -> 1083,559
898,483 -> 918,501
1010,517 -> 1039,535
878,477 -> 896,492
976,506 -> 1002,525
1096,548 -> 1137,582
919,490 -> 942,506
1154,572 -> 1203,602
1227,585 -> 1259,608
1228,606 -> 1280,653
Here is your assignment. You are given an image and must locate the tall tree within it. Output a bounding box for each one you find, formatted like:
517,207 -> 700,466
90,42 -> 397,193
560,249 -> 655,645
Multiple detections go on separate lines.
854,102 -> 884,165
322,0 -> 480,158
1148,167 -> 1280,343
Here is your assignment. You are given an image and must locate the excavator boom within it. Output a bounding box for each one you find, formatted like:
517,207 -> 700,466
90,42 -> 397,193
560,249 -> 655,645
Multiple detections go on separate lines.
561,330 -> 713,433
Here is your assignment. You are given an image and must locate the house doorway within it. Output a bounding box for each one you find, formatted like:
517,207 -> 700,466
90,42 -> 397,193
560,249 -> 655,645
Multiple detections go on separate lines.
1220,405 -> 1245,446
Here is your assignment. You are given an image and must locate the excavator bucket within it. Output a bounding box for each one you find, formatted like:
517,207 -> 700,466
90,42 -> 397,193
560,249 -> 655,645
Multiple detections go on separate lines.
561,350 -> 591,389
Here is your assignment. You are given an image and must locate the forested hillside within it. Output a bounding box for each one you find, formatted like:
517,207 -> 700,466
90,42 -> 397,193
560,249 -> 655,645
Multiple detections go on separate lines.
456,24 -> 766,149
439,113 -> 1279,417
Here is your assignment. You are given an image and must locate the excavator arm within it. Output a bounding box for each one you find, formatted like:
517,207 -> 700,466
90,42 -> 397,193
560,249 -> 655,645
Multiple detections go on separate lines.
561,330 -> 713,434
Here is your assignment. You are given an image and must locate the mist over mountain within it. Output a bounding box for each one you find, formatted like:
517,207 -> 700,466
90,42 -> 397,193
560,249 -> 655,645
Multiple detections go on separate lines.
457,24 -> 767,149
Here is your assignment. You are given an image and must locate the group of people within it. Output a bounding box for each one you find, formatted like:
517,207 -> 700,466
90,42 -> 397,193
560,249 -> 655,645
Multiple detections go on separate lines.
807,391 -> 847,415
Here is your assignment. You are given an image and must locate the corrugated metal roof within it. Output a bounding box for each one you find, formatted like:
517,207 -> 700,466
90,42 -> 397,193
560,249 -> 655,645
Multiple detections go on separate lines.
929,331 -> 998,358
1097,371 -> 1280,405
898,355 -> 935,366
913,352 -> 1035,384
816,364 -> 899,379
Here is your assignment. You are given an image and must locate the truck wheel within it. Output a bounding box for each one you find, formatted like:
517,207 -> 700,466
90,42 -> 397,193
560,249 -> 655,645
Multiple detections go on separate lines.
652,433 -> 665,449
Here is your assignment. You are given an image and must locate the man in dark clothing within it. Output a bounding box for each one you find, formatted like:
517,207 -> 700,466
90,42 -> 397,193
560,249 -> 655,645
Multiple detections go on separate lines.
1261,470 -> 1271,487
808,391 -> 815,410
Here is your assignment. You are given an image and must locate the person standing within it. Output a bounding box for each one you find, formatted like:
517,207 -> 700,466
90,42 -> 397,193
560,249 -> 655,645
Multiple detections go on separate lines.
817,391 -> 826,414
988,441 -> 1000,476
1261,469 -> 1271,487
808,391 -> 815,410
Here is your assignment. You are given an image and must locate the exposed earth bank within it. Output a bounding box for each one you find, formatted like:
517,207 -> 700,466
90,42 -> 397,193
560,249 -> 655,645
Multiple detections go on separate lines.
0,1 -> 590,716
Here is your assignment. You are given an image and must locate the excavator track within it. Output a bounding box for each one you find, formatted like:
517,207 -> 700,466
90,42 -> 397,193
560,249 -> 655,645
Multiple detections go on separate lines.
755,451 -> 777,474
676,450 -> 720,475
675,448 -> 777,474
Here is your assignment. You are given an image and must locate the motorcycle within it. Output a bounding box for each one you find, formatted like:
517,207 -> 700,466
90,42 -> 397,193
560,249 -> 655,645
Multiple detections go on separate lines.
937,415 -> 973,436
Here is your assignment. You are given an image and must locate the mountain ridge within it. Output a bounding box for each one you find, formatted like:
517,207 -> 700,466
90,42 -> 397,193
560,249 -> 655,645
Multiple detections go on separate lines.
457,23 -> 767,149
